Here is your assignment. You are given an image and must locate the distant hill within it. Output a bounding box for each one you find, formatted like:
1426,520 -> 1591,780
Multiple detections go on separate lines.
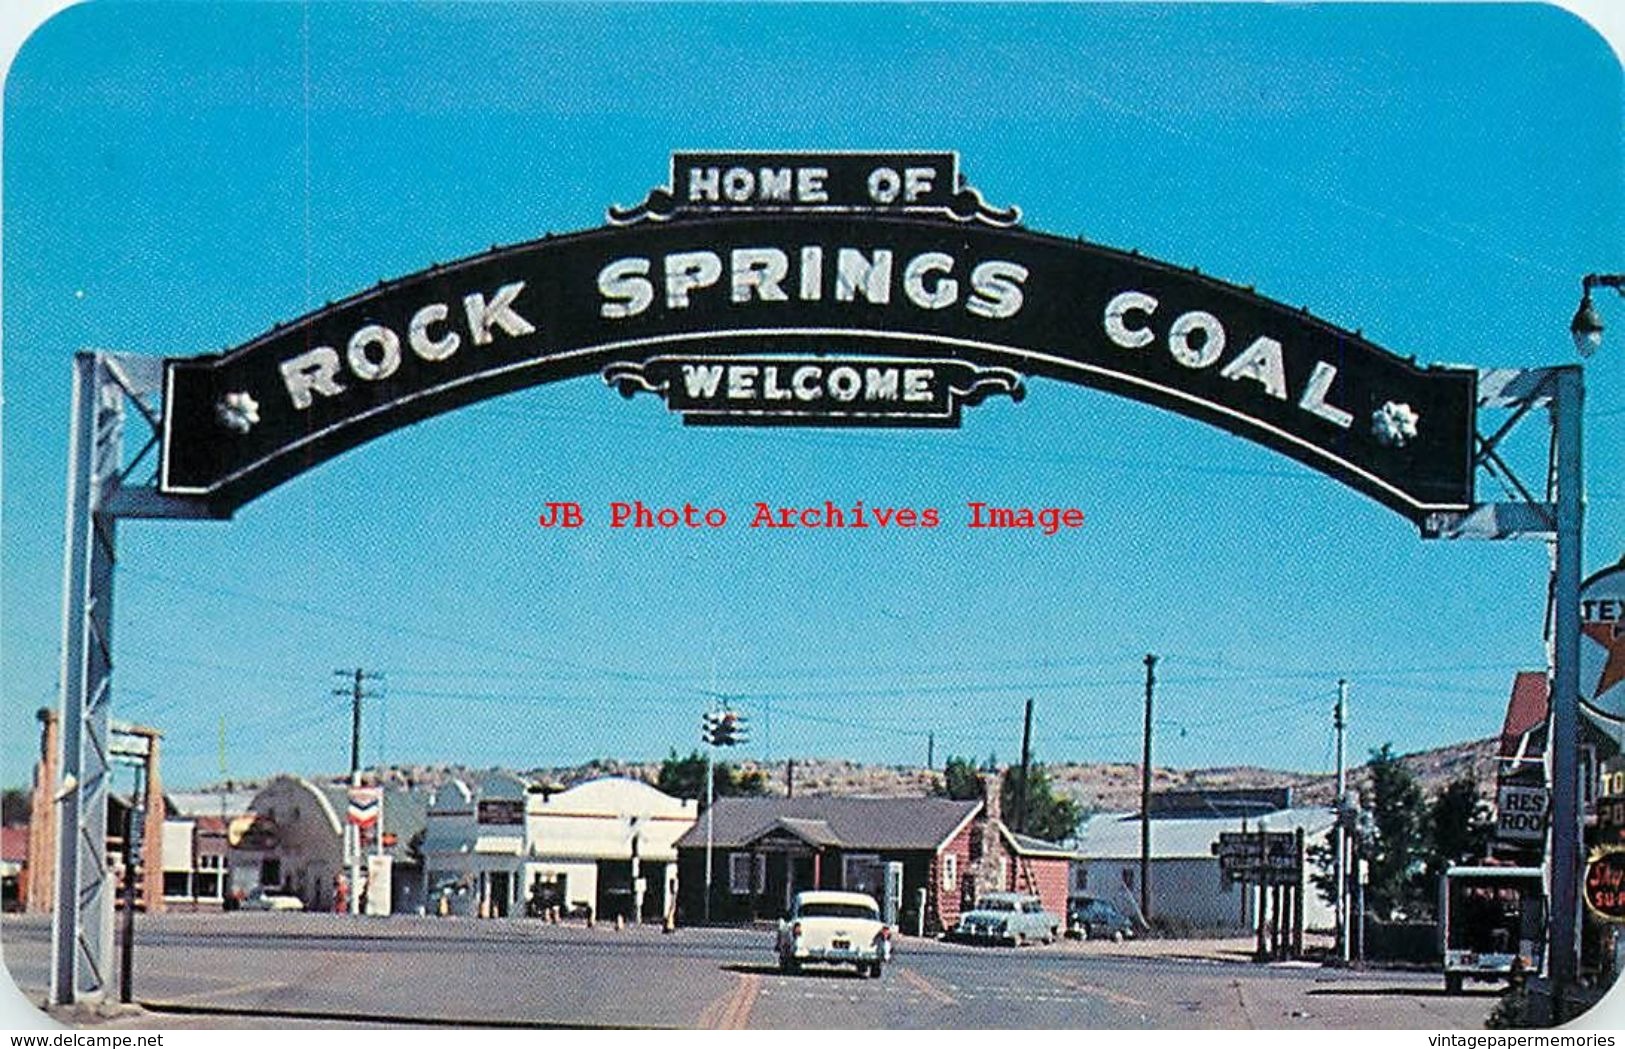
194,736 -> 1501,814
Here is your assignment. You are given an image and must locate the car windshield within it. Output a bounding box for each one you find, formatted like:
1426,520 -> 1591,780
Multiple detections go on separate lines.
979,899 -> 1017,912
798,902 -> 878,920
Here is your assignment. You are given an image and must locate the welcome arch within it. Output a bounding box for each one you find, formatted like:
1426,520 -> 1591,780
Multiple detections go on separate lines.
50,151 -> 1586,1013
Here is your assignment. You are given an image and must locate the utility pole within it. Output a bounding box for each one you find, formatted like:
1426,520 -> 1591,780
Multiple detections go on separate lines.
1334,679 -> 1349,964
927,732 -> 934,771
1141,654 -> 1156,922
334,668 -> 381,916
1015,700 -> 1034,833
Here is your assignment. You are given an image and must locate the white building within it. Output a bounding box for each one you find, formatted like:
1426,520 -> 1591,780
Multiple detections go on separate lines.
1075,800 -> 1338,932
524,777 -> 697,923
230,774 -> 428,913
421,771 -> 530,917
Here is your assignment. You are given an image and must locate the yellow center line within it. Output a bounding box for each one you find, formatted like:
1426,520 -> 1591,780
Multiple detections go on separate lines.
720,972 -> 761,1029
1047,972 -> 1151,1010
896,965 -> 958,1006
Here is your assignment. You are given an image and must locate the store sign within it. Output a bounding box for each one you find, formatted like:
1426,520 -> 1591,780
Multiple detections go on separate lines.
347,787 -> 381,828
1581,563 -> 1625,729
159,151 -> 1476,524
477,799 -> 525,826
1495,785 -> 1549,843
1585,848 -> 1625,922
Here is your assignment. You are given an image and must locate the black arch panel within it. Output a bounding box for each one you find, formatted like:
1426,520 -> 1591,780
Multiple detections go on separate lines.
161,215 -> 1475,522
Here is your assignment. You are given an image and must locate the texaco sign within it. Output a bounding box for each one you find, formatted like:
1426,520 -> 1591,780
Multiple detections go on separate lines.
1581,562 -> 1625,729
160,152 -> 1475,523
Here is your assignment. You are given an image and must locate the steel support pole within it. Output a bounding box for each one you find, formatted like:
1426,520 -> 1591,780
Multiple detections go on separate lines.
1548,365 -> 1584,1022
51,353 -> 121,1005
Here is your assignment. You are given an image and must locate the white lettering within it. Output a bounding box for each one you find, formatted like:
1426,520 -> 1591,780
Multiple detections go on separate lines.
867,166 -> 901,204
1219,336 -> 1288,400
763,366 -> 792,400
731,248 -> 790,303
903,368 -> 933,403
664,251 -> 723,309
836,248 -> 893,303
346,324 -> 402,381
797,167 -> 828,203
1167,311 -> 1226,369
1299,361 -> 1353,428
723,167 -> 754,202
757,168 -> 792,201
904,167 -> 935,201
681,364 -> 724,398
726,364 -> 759,399
967,260 -> 1027,319
408,303 -> 460,361
792,365 -> 822,400
827,366 -> 862,401
799,246 -> 823,301
1104,291 -> 1158,348
280,347 -> 346,409
864,367 -> 900,401
688,167 -> 720,202
598,258 -> 654,319
463,281 -> 535,346
903,252 -> 958,309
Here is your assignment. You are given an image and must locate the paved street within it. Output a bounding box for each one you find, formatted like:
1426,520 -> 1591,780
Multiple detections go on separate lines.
1,913 -> 1497,1029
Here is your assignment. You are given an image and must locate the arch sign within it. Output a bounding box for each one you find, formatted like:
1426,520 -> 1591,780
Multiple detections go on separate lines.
161,150 -> 1476,520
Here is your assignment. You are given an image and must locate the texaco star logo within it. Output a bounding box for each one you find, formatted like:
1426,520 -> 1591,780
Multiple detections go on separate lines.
1584,620 -> 1625,705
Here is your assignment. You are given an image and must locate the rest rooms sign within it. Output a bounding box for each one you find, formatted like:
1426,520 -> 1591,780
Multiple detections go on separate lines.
1495,785 -> 1549,843
159,150 -> 1476,523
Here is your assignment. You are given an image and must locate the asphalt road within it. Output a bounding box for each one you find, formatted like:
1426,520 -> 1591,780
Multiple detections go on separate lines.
0,914 -> 1499,1029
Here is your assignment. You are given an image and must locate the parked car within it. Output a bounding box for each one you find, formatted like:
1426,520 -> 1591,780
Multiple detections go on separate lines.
239,886 -> 305,912
951,892 -> 1061,946
1066,896 -> 1135,941
776,890 -> 892,978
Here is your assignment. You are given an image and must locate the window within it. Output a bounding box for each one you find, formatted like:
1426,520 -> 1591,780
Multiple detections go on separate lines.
1075,866 -> 1088,891
844,853 -> 882,896
193,871 -> 222,899
260,859 -> 281,887
729,854 -> 763,895
942,853 -> 958,892
162,872 -> 191,898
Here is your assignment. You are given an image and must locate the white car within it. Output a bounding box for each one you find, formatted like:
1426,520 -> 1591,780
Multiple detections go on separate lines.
775,890 -> 893,978
239,886 -> 305,912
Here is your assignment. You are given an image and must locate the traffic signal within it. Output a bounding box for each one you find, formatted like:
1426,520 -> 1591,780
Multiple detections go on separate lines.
702,709 -> 749,747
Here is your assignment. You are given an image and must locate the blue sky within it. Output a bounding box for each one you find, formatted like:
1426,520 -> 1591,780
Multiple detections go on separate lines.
2,3 -> 1621,791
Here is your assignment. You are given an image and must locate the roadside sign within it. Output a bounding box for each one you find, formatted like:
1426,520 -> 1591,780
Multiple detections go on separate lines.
1495,785 -> 1549,843
1584,848 -> 1625,922
1581,563 -> 1625,729
1213,831 -> 1301,886
347,787 -> 381,827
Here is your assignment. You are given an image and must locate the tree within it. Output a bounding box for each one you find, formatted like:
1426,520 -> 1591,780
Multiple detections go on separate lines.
655,750 -> 767,806
1000,763 -> 1082,843
1423,775 -> 1494,886
937,756 -> 981,801
1360,743 -> 1428,920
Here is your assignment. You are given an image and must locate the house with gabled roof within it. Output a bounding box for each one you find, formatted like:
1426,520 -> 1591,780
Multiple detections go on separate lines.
674,776 -> 1075,933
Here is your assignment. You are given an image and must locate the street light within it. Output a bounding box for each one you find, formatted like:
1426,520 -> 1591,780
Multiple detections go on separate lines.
1570,273 -> 1624,357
